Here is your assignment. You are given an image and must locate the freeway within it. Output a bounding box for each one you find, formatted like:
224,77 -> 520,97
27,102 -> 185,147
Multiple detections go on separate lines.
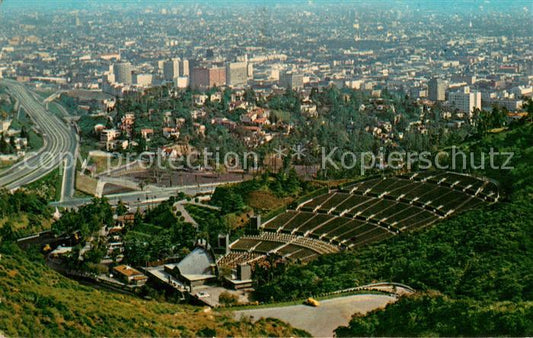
0,79 -> 77,199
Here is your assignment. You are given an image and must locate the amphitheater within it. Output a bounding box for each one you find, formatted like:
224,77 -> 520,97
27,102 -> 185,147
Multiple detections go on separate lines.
218,171 -> 499,269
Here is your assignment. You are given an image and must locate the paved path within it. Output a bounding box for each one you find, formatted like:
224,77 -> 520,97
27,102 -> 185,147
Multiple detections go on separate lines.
174,202 -> 198,228
234,294 -> 396,337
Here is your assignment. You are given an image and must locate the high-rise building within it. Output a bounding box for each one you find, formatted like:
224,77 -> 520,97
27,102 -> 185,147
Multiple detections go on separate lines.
428,78 -> 447,101
191,66 -> 226,89
179,59 -> 190,77
279,70 -> 304,90
113,62 -> 133,85
449,86 -> 481,115
163,59 -> 179,82
247,63 -> 254,79
225,62 -> 248,87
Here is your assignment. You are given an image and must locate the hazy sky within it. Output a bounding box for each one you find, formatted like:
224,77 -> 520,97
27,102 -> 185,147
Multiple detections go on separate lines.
0,0 -> 531,12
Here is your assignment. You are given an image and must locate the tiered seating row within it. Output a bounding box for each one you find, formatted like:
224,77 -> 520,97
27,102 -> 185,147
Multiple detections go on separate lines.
217,252 -> 264,269
318,193 -> 351,212
262,211 -> 298,231
242,173 -> 495,265
229,232 -> 340,257
409,172 -> 499,200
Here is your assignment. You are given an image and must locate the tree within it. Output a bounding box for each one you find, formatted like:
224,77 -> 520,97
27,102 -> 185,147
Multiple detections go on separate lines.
218,291 -> 239,305
0,221 -> 16,241
116,200 -> 128,216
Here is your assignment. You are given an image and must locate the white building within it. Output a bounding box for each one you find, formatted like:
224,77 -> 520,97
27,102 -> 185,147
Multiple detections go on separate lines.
133,73 -> 153,87
174,76 -> 190,89
226,62 -> 248,87
449,87 -> 481,115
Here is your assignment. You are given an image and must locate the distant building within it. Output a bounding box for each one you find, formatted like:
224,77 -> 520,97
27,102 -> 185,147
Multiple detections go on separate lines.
0,120 -> 11,134
113,62 -> 133,85
449,86 -> 482,115
279,70 -> 304,90
163,59 -> 179,82
428,78 -> 447,101
113,265 -> 148,286
164,246 -> 218,290
191,66 -> 226,89
100,129 -> 120,142
225,62 -> 248,87
452,74 -> 476,85
174,76 -> 189,89
491,99 -> 523,111
133,73 -> 153,87
179,59 -> 190,77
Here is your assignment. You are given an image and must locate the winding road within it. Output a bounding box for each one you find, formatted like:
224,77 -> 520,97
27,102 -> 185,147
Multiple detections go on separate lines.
0,79 -> 77,200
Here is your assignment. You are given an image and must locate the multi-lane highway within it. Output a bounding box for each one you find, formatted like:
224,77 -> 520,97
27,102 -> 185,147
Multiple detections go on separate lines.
0,79 -> 77,199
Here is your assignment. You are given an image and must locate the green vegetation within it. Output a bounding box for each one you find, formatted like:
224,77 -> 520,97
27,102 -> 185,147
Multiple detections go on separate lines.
0,190 -> 309,336
24,168 -> 62,201
52,198 -> 113,238
123,197 -> 197,265
0,242 -> 309,337
8,109 -> 44,150
48,102 -> 67,119
78,115 -> 108,139
184,204 -> 231,247
336,292 -> 532,337
210,170 -> 314,214
254,122 -> 533,336
0,189 -> 51,238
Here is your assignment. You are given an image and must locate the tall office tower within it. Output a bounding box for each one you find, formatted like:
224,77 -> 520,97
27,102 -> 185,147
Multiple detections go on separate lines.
449,86 -> 482,115
191,66 -> 226,89
225,62 -> 248,87
113,62 -> 133,85
157,60 -> 165,72
428,78 -> 447,101
163,59 -> 179,82
247,63 -> 254,79
179,59 -> 190,77
279,70 -> 304,90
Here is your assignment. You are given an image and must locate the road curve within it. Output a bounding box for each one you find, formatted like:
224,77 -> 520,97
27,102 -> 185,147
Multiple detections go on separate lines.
234,294 -> 397,337
0,80 -> 77,194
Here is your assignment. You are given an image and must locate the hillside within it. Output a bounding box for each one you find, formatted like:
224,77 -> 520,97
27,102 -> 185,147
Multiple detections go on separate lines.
336,292 -> 533,337
254,122 -> 533,336
0,242 -> 309,337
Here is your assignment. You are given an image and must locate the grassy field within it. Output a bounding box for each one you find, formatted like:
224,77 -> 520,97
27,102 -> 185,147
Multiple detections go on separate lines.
75,172 -> 98,196
246,190 -> 293,211
0,213 -> 53,234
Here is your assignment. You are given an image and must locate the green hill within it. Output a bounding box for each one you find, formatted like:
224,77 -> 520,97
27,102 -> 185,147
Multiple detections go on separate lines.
0,242 -> 309,337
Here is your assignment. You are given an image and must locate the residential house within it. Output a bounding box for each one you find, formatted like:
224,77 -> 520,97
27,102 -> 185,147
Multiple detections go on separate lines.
113,265 -> 148,286
141,128 -> 154,141
100,129 -> 120,142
